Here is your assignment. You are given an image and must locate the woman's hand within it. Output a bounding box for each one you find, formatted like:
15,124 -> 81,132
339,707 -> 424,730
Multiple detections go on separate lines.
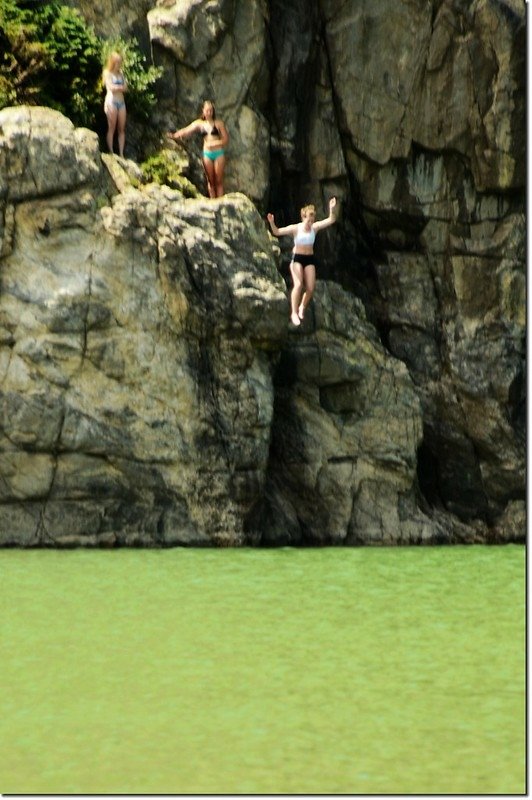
329,196 -> 337,212
267,213 -> 275,225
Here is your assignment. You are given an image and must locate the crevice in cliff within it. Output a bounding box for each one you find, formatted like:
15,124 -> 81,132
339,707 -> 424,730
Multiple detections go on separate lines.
266,0 -> 321,214
0,337 -> 16,387
181,246 -> 207,302
508,360 -> 526,443
79,267 -> 93,371
35,407 -> 66,545
24,114 -> 40,198
316,9 -> 392,340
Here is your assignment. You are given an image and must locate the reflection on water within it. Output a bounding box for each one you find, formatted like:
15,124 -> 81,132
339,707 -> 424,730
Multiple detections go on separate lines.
1,545 -> 525,794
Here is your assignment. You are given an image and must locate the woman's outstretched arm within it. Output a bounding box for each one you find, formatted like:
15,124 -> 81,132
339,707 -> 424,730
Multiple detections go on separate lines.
168,119 -> 203,140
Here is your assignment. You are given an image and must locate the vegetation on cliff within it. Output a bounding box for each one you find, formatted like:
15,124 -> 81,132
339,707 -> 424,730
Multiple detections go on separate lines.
0,0 -> 161,127
138,151 -> 200,198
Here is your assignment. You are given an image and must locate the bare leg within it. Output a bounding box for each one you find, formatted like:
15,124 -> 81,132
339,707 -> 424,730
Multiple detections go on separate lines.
117,106 -> 127,157
105,107 -> 118,153
289,261 -> 304,326
299,265 -> 316,318
214,155 -> 226,196
202,157 -> 217,198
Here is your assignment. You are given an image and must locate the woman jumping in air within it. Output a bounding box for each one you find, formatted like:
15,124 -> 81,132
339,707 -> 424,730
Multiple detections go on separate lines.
267,197 -> 337,326
103,52 -> 127,157
168,100 -> 229,197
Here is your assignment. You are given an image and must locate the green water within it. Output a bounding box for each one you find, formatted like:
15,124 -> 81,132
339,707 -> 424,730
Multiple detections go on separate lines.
1,546 -> 525,794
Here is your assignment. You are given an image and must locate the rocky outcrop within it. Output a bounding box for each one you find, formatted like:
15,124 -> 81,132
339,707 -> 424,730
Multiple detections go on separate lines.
63,0 -> 155,46
0,106 -> 288,546
257,283 -> 433,546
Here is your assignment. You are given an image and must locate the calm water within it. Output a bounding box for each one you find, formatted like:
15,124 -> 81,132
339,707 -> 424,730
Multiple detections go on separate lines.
1,546 -> 525,794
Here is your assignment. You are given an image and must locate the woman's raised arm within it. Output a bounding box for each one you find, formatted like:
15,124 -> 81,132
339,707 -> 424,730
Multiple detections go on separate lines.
313,197 -> 338,232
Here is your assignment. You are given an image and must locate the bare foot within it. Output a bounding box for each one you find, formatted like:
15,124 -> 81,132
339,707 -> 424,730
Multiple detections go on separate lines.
298,303 -> 305,320
290,312 -> 301,326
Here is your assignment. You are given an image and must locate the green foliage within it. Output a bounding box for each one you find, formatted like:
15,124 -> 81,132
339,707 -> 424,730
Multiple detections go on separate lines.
140,151 -> 200,198
41,4 -> 102,126
0,0 -> 163,128
0,0 -> 52,107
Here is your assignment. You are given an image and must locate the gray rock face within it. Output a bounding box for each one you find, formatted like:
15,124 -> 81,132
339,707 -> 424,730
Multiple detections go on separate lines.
265,0 -> 525,535
0,106 -> 287,546
338,0 -> 526,530
0,0 -> 526,545
62,0 -> 155,43
257,283 -> 435,546
149,0 -> 270,203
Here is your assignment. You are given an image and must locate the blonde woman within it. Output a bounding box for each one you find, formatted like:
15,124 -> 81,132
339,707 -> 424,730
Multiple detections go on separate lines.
103,52 -> 127,157
267,197 -> 337,326
168,100 -> 229,197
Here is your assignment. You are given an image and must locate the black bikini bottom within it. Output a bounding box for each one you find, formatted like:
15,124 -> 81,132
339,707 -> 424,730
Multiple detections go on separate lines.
291,253 -> 317,268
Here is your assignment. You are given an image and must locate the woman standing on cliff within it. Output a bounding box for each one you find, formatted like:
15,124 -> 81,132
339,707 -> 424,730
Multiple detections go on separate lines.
267,197 -> 337,326
103,52 -> 128,157
167,100 -> 229,197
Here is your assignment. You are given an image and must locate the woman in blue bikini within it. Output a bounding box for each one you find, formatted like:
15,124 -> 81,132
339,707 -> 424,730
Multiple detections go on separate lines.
267,197 -> 337,326
103,52 -> 127,157
168,100 -> 229,197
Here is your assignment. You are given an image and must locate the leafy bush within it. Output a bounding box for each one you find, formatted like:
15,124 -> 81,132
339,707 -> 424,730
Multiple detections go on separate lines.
0,0 -> 52,107
40,3 -> 102,126
140,151 -> 200,198
0,0 -> 162,129
0,0 -> 101,125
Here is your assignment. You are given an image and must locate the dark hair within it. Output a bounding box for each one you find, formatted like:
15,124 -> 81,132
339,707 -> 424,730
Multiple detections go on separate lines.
201,100 -> 216,120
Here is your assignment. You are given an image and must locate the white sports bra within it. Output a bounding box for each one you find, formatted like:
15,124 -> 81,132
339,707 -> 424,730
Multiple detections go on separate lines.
294,224 -> 316,246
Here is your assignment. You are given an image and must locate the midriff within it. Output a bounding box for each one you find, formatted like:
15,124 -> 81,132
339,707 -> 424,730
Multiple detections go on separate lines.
293,245 -> 314,255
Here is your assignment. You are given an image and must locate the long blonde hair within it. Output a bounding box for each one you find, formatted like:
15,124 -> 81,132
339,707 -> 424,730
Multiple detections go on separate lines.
102,52 -> 122,85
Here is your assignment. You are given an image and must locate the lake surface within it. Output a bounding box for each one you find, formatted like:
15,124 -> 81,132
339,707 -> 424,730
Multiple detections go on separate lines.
1,545 -> 525,794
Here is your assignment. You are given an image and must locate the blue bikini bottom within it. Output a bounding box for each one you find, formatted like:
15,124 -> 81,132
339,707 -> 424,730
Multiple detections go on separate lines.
105,100 -> 125,112
203,149 -> 225,162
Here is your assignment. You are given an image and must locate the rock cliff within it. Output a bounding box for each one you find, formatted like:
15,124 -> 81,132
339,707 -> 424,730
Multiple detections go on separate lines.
0,106 -> 288,545
0,0 -> 525,545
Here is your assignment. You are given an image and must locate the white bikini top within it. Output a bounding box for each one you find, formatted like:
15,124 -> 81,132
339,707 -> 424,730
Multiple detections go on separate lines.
294,224 -> 316,246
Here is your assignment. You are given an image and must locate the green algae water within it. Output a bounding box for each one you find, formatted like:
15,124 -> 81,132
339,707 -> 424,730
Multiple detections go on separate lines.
1,546 -> 524,794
